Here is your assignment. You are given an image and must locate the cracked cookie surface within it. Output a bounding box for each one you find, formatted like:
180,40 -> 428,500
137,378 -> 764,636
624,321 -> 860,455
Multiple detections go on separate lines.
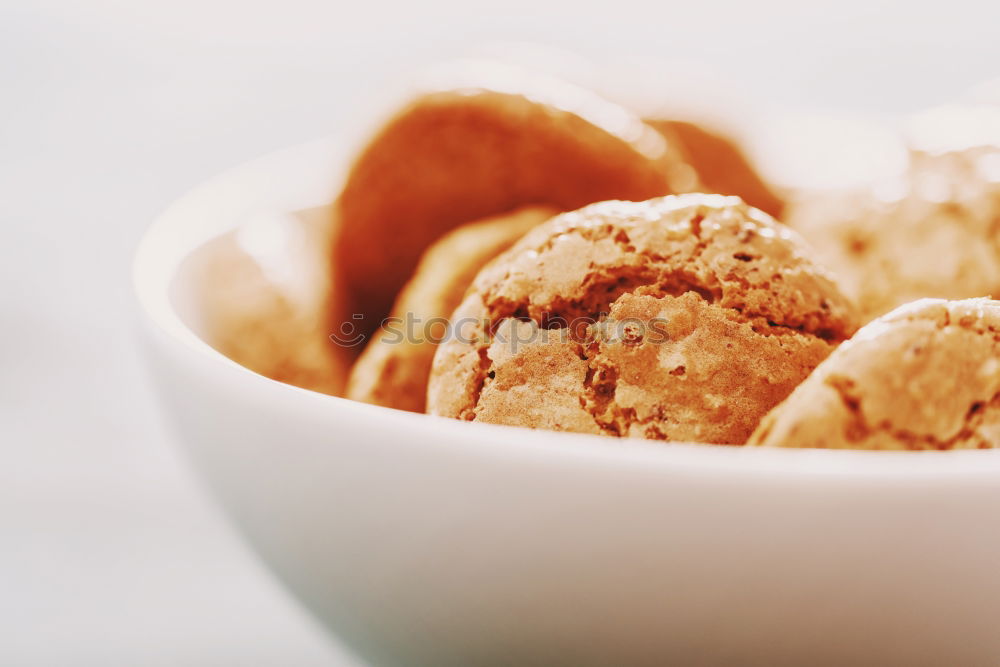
334,73 -> 694,336
749,298 -> 1000,450
427,194 -> 859,444
346,206 -> 555,413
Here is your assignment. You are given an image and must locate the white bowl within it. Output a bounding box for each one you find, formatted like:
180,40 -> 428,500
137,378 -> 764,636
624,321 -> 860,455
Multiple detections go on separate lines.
134,134 -> 1000,666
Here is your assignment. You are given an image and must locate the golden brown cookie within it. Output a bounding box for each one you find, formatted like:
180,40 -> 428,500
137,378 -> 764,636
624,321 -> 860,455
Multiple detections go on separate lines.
181,206 -> 349,396
788,108 -> 1000,323
749,298 -> 1000,450
334,71 -> 695,336
646,118 -> 785,218
427,194 -> 859,444
346,206 -> 556,412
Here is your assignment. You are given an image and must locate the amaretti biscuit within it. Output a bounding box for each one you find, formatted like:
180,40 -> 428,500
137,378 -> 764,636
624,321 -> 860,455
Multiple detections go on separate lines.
646,118 -> 785,218
333,68 -> 695,336
182,207 -> 349,396
750,298 -> 1000,450
427,194 -> 859,444
346,206 -> 556,412
788,107 -> 1000,322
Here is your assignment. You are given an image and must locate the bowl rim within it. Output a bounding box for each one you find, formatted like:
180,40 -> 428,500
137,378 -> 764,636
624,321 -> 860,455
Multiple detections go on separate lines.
132,131 -> 1000,480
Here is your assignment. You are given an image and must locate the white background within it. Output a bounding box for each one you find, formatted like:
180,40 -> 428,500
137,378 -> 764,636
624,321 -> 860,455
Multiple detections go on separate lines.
3,1 -> 999,665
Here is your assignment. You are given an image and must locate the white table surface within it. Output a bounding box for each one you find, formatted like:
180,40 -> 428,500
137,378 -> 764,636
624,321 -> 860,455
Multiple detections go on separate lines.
3,1 -> 998,664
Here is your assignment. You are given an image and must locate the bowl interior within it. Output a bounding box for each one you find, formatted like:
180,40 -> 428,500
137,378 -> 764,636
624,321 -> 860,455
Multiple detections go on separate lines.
133,131 -> 1000,481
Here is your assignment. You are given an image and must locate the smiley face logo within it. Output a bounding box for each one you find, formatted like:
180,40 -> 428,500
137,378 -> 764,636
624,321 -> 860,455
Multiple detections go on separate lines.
329,314 -> 367,347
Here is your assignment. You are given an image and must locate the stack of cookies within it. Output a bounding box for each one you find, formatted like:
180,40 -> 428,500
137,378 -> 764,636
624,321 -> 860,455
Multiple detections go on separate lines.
214,61 -> 1000,450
